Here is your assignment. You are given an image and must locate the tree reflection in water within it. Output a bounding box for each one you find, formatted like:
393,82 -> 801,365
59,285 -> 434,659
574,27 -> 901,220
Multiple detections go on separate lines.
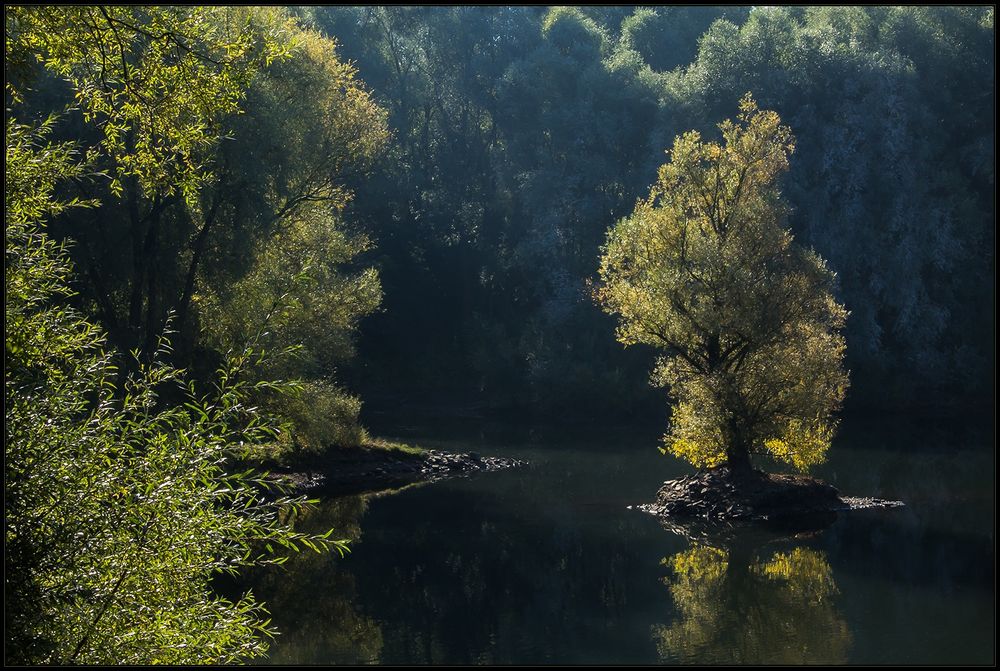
244,493 -> 385,665
654,529 -> 851,664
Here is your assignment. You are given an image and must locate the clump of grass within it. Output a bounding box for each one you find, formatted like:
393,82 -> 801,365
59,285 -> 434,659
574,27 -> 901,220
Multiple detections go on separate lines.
362,436 -> 425,456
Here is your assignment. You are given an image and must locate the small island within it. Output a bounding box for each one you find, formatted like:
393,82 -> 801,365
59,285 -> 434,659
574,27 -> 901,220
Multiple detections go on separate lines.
639,465 -> 903,529
597,96 -> 898,523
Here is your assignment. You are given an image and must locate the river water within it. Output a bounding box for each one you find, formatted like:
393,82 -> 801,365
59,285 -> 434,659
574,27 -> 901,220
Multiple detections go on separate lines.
243,413 -> 994,665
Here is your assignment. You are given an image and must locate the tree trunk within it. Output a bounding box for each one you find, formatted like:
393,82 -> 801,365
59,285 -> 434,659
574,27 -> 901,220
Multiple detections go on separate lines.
127,179 -> 144,333
176,191 -> 223,336
726,443 -> 753,473
142,203 -> 164,358
725,417 -> 753,472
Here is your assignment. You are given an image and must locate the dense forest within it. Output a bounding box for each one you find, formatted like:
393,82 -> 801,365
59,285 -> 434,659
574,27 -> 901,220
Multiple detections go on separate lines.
310,6 -> 994,418
13,6 -> 997,426
5,5 -> 994,665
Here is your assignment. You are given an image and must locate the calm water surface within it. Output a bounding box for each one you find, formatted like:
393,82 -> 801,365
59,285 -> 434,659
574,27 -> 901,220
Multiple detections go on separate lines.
243,414 -> 994,665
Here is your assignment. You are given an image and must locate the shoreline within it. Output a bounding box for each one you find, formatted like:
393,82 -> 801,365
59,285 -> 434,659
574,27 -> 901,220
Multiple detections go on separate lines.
266,443 -> 526,497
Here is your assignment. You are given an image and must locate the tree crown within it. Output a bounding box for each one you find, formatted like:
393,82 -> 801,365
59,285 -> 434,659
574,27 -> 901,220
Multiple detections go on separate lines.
597,94 -> 848,471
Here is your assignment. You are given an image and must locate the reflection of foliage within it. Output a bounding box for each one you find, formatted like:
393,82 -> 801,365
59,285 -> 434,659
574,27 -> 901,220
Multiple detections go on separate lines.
654,544 -> 850,664
242,494 -> 383,664
666,546 -> 728,584
756,547 -> 837,603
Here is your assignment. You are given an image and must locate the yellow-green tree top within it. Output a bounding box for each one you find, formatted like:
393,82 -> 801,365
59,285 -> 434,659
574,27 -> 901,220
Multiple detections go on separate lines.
6,6 -> 294,201
597,94 -> 848,471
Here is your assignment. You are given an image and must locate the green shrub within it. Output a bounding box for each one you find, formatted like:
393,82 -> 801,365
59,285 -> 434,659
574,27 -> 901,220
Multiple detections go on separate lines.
5,118 -> 346,665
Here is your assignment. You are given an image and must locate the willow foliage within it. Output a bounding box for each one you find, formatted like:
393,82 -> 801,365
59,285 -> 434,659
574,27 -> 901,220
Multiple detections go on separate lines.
5,5 -> 293,200
4,59 -> 345,671
597,95 -> 848,471
5,9 -> 383,661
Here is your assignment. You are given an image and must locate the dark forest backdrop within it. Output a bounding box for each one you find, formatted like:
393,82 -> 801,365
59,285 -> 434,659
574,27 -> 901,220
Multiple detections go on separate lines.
22,6 -> 997,423
305,6 -> 995,417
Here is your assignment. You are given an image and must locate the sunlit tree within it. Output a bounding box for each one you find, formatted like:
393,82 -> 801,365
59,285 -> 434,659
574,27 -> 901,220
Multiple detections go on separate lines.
191,25 -> 389,457
597,95 -> 848,472
5,5 -> 294,354
7,7 -> 391,458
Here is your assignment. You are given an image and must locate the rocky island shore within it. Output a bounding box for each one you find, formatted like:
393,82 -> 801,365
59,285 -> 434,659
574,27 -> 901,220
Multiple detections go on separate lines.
636,466 -> 903,529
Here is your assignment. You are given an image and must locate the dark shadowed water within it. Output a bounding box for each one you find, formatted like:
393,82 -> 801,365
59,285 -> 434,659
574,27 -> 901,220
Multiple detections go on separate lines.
241,414 -> 994,665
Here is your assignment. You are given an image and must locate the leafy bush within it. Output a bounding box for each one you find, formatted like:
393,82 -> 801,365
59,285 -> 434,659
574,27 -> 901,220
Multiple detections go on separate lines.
5,118 -> 346,665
